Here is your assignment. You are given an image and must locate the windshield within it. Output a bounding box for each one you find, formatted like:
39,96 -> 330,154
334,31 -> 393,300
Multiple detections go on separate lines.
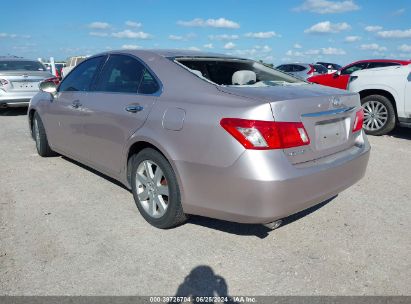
0,60 -> 46,71
175,57 -> 304,87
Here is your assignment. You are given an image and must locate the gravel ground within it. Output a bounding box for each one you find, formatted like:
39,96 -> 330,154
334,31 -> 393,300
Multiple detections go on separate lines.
0,108 -> 410,296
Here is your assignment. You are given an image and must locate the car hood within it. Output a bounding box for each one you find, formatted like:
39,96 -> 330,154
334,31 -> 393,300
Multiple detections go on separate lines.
217,83 -> 352,102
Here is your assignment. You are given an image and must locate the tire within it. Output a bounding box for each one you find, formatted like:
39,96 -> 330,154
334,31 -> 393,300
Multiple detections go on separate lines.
361,95 -> 396,136
33,112 -> 55,157
130,148 -> 187,229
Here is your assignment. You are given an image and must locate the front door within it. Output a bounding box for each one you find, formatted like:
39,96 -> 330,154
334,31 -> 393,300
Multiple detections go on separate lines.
43,56 -> 106,160
79,54 -> 160,174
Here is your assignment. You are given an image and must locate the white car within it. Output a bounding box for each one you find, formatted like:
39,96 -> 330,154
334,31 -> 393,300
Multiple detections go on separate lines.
348,65 -> 411,135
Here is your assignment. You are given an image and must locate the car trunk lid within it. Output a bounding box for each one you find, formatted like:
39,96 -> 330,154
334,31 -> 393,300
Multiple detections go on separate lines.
0,71 -> 52,92
218,84 -> 362,164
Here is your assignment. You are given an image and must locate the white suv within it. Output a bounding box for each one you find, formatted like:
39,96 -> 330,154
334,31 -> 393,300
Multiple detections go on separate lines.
348,65 -> 411,135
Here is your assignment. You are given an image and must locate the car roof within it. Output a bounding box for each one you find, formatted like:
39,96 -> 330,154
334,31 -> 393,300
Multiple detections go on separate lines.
98,49 -> 245,60
347,59 -> 411,66
0,57 -> 39,62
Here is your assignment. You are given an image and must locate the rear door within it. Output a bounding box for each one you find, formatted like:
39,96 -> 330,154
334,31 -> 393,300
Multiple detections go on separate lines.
80,54 -> 159,174
44,56 -> 106,160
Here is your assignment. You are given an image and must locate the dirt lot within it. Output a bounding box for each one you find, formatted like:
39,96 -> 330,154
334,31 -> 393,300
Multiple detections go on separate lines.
0,108 -> 410,296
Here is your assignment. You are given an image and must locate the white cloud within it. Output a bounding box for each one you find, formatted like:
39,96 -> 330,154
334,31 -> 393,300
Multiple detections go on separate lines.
304,21 -> 351,34
187,46 -> 201,51
224,42 -> 236,49
294,43 -> 302,49
345,35 -> 361,42
177,18 -> 240,29
377,28 -> 411,39
125,21 -> 142,28
365,25 -> 383,32
168,35 -> 184,41
203,43 -> 214,49
286,50 -> 304,57
254,45 -> 272,52
359,43 -> 387,51
398,44 -> 411,52
305,49 -> 321,55
112,30 -> 152,39
208,34 -> 239,40
392,8 -> 405,16
0,33 -> 17,38
294,0 -> 359,14
89,32 -> 109,37
88,22 -> 110,30
286,47 -> 346,57
121,44 -> 141,50
321,47 -> 346,55
168,33 -> 196,41
244,31 -> 280,39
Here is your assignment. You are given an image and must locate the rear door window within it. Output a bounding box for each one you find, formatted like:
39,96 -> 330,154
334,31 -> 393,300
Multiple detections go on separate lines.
94,55 -> 145,93
59,56 -> 105,92
367,62 -> 400,69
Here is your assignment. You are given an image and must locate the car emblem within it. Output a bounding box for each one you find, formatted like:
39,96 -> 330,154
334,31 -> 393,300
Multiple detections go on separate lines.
22,74 -> 29,78
330,96 -> 342,108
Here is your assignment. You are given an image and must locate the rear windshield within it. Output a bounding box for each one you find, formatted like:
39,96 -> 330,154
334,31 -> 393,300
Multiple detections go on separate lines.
0,60 -> 46,71
175,58 -> 304,87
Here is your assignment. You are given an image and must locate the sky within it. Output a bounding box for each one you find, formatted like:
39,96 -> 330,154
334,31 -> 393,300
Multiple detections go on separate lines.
1,0 -> 411,66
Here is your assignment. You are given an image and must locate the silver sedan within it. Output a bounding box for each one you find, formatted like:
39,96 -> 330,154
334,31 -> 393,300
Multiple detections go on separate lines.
28,50 -> 370,229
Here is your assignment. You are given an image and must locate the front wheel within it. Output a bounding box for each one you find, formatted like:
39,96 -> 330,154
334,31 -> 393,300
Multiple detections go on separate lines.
33,112 -> 55,157
130,148 -> 187,229
361,95 -> 396,136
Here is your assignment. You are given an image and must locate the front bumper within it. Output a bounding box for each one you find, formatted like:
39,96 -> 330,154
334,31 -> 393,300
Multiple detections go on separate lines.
178,132 -> 371,224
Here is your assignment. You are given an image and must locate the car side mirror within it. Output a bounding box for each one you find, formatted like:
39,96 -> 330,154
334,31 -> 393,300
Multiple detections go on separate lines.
39,78 -> 58,98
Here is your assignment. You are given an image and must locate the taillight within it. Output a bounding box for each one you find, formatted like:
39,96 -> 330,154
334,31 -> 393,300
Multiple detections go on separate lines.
0,79 -> 9,86
353,108 -> 364,132
43,77 -> 61,85
307,65 -> 315,75
220,118 -> 310,150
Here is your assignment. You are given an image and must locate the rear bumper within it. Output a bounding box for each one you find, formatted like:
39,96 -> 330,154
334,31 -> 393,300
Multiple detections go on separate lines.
0,90 -> 37,107
178,132 -> 370,224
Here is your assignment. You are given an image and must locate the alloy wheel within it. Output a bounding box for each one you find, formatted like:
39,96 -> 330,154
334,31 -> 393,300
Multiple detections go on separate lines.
135,160 -> 170,218
362,100 -> 388,132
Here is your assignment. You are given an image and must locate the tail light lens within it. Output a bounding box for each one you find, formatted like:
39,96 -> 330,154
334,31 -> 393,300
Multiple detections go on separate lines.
43,77 -> 61,86
307,65 -> 315,75
353,108 -> 364,132
220,118 -> 310,150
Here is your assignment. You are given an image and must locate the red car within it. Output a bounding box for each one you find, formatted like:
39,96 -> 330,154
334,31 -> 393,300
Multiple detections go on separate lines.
308,59 -> 411,90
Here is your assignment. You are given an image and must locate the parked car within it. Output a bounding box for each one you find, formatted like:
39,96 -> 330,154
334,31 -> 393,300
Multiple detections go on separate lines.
45,62 -> 66,78
0,58 -> 54,108
348,64 -> 411,135
275,63 -> 328,80
28,50 -> 370,229
61,56 -> 87,78
308,59 -> 411,90
316,62 -> 342,74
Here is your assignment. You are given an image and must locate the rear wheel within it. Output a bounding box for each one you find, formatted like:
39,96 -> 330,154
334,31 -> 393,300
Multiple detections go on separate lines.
130,148 -> 187,229
361,95 -> 396,136
33,112 -> 55,157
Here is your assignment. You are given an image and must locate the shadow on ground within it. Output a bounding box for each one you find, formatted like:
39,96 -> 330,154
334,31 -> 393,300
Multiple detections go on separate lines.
188,196 -> 336,239
386,127 -> 411,140
171,265 -> 239,304
0,108 -> 27,116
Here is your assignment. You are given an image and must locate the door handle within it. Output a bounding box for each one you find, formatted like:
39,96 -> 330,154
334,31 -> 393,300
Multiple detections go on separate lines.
125,104 -> 144,113
71,100 -> 82,109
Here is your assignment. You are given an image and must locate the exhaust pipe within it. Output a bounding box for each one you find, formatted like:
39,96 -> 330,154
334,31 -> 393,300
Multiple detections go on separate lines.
263,219 -> 282,230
